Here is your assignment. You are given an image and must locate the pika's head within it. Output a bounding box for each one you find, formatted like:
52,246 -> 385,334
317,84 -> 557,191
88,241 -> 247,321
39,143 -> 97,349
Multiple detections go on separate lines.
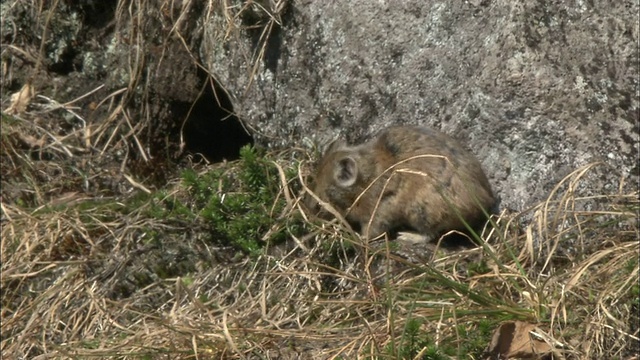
304,139 -> 360,216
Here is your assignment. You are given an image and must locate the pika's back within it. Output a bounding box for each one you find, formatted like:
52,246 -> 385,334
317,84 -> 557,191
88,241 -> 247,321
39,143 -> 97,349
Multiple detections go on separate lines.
377,126 -> 469,159
374,126 -> 493,190
310,125 -> 496,240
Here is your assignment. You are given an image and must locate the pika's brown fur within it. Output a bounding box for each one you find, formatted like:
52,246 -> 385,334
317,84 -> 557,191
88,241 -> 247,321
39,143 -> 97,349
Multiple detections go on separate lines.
309,125 -> 496,240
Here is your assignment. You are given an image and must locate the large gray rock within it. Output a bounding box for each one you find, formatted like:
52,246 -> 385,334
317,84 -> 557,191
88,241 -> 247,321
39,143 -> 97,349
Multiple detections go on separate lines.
203,0 -> 638,211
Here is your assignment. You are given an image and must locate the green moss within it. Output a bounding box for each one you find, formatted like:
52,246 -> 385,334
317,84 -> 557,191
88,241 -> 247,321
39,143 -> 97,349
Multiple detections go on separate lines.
467,259 -> 490,276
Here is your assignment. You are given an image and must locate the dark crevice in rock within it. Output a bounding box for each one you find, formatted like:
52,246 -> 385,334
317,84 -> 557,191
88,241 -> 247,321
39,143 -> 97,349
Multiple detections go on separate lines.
47,46 -> 80,75
242,2 -> 294,75
180,71 -> 253,163
78,1 -> 117,29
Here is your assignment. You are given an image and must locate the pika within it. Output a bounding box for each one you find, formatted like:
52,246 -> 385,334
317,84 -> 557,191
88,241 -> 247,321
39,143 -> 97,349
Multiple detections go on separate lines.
308,125 -> 496,241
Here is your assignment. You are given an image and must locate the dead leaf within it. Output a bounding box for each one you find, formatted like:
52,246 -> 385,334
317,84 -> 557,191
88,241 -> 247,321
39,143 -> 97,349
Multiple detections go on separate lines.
486,321 -> 554,359
14,132 -> 46,149
6,82 -> 34,115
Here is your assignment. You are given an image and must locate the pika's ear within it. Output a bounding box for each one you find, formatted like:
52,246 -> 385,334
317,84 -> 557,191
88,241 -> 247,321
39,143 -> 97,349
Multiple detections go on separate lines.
334,157 -> 357,187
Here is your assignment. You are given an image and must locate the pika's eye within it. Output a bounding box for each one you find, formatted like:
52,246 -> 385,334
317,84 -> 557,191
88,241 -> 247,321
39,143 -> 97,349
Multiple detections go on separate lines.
306,174 -> 316,186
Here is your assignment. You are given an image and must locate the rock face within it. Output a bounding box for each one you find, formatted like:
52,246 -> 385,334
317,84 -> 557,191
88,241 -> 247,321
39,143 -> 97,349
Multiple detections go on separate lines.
203,0 -> 639,211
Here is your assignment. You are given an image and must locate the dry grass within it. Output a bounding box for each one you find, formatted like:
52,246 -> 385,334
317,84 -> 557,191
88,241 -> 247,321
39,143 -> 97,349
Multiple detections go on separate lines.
2,0 -> 639,359
2,145 -> 638,359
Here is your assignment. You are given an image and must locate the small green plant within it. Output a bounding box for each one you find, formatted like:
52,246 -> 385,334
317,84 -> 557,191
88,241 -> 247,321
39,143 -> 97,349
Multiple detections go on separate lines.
183,145 -> 303,256
385,319 -> 447,360
444,319 -> 495,357
397,317 -> 431,359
